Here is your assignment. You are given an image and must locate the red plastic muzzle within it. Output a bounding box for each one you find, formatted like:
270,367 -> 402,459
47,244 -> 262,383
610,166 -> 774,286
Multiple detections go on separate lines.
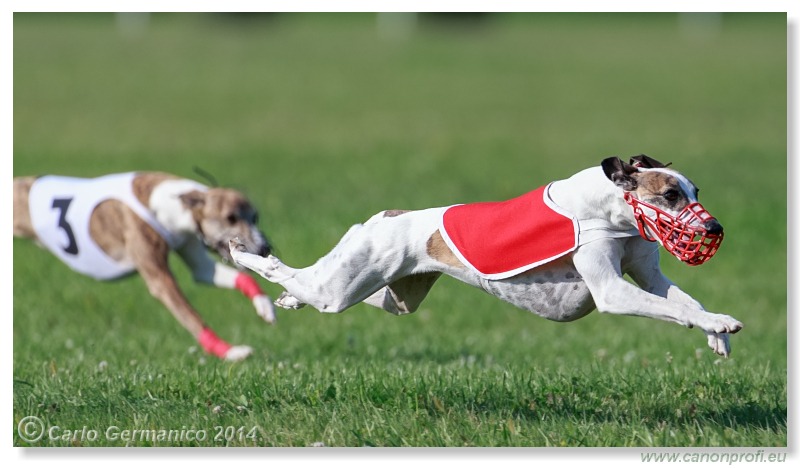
623,192 -> 723,266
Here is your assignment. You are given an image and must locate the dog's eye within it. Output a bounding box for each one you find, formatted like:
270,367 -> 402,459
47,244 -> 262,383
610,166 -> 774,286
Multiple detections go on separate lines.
227,214 -> 238,225
663,190 -> 680,202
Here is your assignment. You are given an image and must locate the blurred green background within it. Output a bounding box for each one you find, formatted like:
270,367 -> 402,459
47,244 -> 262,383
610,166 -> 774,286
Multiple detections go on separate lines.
13,13 -> 786,447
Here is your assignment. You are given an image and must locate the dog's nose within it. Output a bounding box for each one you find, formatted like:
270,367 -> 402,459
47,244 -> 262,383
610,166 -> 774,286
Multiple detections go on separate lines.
704,219 -> 724,235
258,244 -> 271,257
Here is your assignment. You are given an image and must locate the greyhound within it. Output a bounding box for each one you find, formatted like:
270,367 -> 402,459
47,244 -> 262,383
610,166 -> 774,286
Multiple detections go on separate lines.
230,155 -> 742,357
14,171 -> 274,361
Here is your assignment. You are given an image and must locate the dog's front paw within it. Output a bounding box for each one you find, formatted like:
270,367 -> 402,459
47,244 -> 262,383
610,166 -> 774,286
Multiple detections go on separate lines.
224,345 -> 253,361
275,291 -> 306,310
252,294 -> 277,324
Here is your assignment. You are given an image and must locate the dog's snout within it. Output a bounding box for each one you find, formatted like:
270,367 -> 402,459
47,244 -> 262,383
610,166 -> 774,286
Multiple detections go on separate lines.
704,219 -> 723,235
258,244 -> 271,257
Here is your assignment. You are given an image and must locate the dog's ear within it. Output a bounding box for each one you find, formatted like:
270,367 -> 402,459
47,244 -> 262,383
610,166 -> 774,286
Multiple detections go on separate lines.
601,156 -> 639,191
179,190 -> 207,210
629,154 -> 671,169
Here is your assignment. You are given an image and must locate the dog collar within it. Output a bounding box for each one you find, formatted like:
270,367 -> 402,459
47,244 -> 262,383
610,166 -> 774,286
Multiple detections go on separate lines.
623,192 -> 723,266
577,218 -> 641,244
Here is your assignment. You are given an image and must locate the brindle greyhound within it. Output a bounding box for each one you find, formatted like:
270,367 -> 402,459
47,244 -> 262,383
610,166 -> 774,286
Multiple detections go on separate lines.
14,171 -> 274,361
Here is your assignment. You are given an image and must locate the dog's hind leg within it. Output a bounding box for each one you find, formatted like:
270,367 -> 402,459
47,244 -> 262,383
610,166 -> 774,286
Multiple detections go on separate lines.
231,234 -> 389,313
231,213 -> 427,314
234,216 -> 411,312
362,273 -> 442,315
270,272 -> 442,314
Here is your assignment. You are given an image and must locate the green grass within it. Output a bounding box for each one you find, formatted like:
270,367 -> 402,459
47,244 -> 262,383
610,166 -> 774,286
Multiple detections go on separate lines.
13,13 -> 787,447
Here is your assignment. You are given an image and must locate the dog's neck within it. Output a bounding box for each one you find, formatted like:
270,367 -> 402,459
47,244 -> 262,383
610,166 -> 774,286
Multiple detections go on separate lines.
548,166 -> 637,231
149,179 -> 209,236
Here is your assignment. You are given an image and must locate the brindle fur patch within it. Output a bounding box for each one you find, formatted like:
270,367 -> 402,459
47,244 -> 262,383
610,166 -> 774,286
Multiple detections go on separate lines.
132,172 -> 180,207
383,209 -> 410,218
89,200 -> 133,262
383,272 -> 442,314
203,188 -> 255,220
634,171 -> 690,210
426,230 -> 465,268
90,200 -> 170,264
13,177 -> 37,238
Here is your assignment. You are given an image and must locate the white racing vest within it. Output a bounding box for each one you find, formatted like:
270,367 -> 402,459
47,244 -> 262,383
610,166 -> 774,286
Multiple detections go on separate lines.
28,173 -> 178,280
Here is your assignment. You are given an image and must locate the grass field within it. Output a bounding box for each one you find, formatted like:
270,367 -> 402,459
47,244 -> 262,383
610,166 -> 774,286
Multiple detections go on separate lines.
12,13 -> 787,448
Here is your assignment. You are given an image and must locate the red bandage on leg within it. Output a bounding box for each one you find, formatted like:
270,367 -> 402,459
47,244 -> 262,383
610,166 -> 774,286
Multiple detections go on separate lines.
199,328 -> 232,358
235,273 -> 263,300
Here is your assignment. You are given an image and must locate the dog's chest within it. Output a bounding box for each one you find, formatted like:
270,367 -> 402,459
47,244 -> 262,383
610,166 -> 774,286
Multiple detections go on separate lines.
479,260 -> 595,322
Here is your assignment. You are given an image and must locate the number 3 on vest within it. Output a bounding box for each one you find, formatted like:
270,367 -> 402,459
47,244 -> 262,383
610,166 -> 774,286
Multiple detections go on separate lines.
52,197 -> 79,255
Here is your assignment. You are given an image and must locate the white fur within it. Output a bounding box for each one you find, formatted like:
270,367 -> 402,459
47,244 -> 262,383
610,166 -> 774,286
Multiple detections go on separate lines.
149,179 -> 209,236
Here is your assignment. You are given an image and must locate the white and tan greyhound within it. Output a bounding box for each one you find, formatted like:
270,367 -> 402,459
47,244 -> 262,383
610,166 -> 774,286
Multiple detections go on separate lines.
231,155 -> 743,357
14,171 -> 275,361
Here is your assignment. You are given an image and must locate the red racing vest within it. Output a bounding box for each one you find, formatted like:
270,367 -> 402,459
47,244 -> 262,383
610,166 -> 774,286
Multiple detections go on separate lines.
440,183 -> 579,280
